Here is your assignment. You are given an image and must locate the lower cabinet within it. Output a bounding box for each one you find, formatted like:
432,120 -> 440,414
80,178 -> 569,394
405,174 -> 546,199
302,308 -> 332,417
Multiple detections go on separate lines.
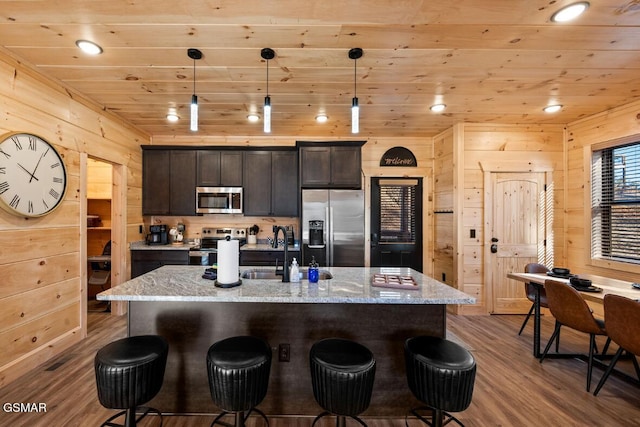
131,250 -> 189,278
240,249 -> 301,267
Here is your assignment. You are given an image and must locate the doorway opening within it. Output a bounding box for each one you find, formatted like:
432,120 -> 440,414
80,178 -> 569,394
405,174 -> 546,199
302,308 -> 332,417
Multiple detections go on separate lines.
370,177 -> 423,272
87,158 -> 113,313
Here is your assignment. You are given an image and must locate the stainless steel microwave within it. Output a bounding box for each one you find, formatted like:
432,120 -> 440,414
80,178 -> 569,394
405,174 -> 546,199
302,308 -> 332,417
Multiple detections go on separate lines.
196,187 -> 243,214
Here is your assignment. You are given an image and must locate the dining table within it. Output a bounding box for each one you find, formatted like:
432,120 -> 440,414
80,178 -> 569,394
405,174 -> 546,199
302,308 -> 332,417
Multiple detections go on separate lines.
507,271 -> 640,358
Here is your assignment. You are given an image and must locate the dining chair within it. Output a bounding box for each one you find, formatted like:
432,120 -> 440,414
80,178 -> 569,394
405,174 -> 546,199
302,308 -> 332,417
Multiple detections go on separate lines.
539,279 -> 609,392
518,263 -> 550,333
593,294 -> 640,396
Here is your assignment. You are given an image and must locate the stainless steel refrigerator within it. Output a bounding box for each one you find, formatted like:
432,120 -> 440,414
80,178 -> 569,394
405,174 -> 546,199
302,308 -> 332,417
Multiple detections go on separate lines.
301,190 -> 365,266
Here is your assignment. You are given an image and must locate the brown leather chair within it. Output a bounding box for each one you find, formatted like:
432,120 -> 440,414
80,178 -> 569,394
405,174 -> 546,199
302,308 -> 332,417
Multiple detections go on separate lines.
540,279 -> 609,392
593,294 -> 640,396
518,263 -> 551,335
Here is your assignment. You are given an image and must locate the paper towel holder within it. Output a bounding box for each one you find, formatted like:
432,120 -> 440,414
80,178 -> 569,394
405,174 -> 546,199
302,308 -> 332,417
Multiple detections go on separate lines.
215,236 -> 242,288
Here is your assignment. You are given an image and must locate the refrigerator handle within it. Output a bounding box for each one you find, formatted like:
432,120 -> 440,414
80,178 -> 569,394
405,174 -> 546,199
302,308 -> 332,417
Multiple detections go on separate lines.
325,206 -> 330,266
328,206 -> 334,266
371,232 -> 378,248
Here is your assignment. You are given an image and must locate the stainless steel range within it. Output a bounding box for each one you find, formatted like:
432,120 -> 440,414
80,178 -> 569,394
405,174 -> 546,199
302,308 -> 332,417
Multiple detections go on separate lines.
189,227 -> 247,266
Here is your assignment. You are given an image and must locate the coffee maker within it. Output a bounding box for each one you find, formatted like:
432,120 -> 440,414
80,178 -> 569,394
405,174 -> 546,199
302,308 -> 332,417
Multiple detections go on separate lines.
146,224 -> 168,245
308,220 -> 324,246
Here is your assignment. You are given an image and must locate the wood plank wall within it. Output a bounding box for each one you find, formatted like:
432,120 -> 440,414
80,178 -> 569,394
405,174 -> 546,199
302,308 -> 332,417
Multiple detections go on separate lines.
0,49 -> 149,387
458,123 -> 565,314
565,99 -> 640,282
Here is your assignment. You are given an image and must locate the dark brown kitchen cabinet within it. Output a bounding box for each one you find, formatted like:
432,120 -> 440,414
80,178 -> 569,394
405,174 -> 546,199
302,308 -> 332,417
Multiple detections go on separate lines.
131,249 -> 189,278
299,144 -> 363,189
243,150 -> 298,217
197,150 -> 243,187
240,248 -> 301,266
142,148 -> 196,215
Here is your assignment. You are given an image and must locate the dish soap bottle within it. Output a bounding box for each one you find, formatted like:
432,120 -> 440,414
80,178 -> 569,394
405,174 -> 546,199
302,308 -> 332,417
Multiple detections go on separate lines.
308,256 -> 319,283
290,258 -> 300,282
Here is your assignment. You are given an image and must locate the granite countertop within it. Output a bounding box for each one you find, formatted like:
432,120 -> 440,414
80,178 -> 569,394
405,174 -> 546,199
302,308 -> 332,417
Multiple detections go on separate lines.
130,241 -> 197,250
97,265 -> 476,305
129,241 -> 299,251
240,243 -> 300,251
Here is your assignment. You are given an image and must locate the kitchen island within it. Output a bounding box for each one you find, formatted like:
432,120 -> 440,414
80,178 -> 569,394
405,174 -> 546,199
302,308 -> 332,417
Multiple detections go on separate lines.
98,266 -> 475,416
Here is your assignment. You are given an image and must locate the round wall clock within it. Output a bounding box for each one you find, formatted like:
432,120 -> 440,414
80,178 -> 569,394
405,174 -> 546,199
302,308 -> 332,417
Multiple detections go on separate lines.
0,132 -> 68,217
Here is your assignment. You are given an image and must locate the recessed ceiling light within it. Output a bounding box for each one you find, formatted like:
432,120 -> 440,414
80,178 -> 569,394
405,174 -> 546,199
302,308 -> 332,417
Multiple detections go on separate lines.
543,104 -> 563,113
551,2 -> 589,23
430,104 -> 446,113
166,113 -> 179,122
247,113 -> 260,122
315,114 -> 328,123
75,39 -> 103,55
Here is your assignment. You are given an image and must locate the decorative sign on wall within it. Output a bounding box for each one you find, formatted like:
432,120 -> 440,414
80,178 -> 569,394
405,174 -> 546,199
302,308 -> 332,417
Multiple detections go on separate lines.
380,146 -> 417,167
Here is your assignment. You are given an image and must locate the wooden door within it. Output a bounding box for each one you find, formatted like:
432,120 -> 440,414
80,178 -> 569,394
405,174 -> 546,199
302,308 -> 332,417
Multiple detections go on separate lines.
489,172 -> 548,314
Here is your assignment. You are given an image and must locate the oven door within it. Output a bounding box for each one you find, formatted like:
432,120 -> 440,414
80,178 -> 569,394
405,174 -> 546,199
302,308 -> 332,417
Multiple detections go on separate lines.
189,250 -> 216,266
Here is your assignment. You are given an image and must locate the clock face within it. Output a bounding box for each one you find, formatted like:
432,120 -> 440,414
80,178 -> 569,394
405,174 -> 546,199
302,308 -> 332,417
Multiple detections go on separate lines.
0,133 -> 67,217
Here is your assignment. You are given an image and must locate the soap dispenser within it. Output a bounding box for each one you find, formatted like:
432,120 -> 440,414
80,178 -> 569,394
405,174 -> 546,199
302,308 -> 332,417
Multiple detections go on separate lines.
290,258 -> 300,282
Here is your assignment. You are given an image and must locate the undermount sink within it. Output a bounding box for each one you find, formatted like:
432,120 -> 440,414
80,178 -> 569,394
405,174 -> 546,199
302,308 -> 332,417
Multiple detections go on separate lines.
241,268 -> 333,280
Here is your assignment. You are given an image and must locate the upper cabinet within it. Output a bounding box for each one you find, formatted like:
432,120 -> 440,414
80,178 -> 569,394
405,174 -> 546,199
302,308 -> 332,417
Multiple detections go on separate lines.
298,141 -> 364,189
142,148 -> 196,216
243,149 -> 298,217
197,150 -> 243,187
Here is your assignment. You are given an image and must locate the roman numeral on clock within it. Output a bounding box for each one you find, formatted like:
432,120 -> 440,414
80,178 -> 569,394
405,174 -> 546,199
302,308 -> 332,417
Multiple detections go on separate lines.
11,136 -> 22,150
28,136 -> 37,151
0,181 -> 8,194
9,194 -> 20,208
49,188 -> 60,200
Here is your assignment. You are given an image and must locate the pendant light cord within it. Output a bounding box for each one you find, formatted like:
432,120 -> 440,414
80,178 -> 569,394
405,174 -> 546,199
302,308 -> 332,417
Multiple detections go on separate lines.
353,57 -> 357,98
193,58 -> 196,94
266,58 -> 270,96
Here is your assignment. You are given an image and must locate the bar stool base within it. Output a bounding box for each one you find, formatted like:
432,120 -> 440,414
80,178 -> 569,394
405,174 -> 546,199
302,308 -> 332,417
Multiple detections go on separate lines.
406,406 -> 465,427
312,411 -> 368,427
210,408 -> 269,427
100,406 -> 162,427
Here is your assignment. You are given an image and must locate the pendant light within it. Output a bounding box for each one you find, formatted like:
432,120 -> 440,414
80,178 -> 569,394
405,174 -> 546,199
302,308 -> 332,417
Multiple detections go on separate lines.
349,48 -> 363,134
188,48 -> 202,132
261,48 -> 275,133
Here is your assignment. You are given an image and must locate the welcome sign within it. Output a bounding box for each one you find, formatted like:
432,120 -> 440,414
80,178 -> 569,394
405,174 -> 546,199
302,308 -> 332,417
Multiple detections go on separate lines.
380,146 -> 417,167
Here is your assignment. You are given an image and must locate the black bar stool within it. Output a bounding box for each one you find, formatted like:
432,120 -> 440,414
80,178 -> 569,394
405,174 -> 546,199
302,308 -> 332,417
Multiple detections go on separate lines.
94,335 -> 168,427
309,338 -> 376,427
206,336 -> 272,427
404,335 -> 476,427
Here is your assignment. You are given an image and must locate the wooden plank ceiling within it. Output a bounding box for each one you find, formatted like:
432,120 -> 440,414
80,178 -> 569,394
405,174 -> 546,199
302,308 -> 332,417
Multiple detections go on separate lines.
0,0 -> 639,138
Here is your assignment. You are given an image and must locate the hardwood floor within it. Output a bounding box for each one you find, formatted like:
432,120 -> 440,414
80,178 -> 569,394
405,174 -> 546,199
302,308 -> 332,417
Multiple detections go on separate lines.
1,310 -> 639,426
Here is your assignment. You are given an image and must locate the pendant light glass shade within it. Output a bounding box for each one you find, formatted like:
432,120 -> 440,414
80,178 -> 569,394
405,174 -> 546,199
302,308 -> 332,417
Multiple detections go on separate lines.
187,48 -> 202,132
261,48 -> 275,134
351,97 -> 359,134
264,95 -> 272,133
349,48 -> 363,134
190,94 -> 198,131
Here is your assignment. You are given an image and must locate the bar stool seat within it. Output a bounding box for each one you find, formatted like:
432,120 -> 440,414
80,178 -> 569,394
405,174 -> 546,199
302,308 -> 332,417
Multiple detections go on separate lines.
405,335 -> 476,427
94,335 -> 168,427
309,338 -> 376,427
206,336 -> 272,427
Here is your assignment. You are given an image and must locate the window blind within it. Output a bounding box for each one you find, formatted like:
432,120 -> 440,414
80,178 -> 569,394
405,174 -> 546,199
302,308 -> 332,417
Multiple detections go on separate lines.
379,182 -> 417,243
591,142 -> 640,263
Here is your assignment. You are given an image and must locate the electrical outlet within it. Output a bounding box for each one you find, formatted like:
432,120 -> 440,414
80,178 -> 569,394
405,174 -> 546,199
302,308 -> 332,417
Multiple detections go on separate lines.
278,343 -> 290,362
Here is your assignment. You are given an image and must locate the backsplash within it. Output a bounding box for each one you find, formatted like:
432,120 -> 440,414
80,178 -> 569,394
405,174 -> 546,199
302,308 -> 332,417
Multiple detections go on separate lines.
147,215 -> 299,242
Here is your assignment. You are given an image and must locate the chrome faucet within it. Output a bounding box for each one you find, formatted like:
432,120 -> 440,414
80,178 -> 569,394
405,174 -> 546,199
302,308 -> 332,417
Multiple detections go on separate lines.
273,225 -> 290,282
